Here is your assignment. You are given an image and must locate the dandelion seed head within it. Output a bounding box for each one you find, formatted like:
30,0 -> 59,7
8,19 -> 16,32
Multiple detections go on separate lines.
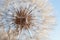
0,0 -> 55,40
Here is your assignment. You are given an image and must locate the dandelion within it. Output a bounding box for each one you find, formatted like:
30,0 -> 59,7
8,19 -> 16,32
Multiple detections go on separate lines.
0,0 -> 55,40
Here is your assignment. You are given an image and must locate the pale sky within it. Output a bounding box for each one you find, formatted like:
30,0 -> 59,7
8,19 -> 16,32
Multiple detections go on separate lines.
49,0 -> 60,40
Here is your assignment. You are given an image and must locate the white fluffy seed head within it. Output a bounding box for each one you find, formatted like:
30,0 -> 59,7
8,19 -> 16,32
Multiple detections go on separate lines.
0,0 -> 55,40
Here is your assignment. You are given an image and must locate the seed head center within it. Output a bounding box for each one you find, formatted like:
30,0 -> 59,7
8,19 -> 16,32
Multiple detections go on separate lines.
13,9 -> 32,29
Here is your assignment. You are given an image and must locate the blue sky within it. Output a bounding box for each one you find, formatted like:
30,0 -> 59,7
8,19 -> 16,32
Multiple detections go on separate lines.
49,0 -> 60,40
